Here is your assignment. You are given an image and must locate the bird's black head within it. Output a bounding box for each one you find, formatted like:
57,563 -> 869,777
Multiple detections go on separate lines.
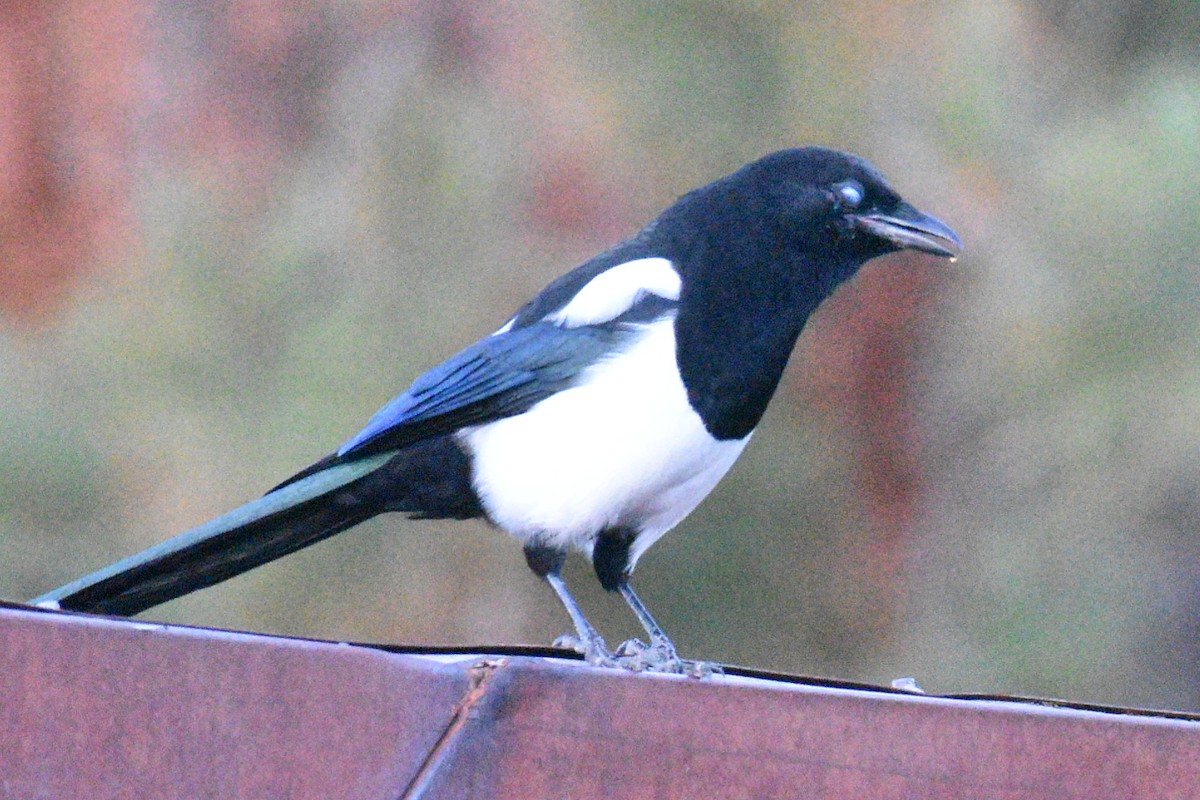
722,147 -> 959,281
662,147 -> 961,440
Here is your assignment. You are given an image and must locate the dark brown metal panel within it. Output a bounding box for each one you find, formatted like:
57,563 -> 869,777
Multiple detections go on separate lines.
419,659 -> 1200,799
4,604 -> 1200,799
0,606 -> 471,800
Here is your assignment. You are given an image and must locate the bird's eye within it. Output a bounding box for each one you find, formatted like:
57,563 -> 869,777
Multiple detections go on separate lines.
832,180 -> 865,210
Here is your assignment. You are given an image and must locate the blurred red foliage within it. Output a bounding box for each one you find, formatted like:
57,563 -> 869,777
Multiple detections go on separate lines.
0,2 -> 140,323
797,252 -> 943,635
0,0 -> 630,323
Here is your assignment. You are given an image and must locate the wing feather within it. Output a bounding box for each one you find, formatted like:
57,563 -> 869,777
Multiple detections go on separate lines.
338,322 -> 622,457
338,255 -> 682,459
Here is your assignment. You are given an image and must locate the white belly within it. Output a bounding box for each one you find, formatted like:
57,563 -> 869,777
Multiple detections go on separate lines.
457,317 -> 749,567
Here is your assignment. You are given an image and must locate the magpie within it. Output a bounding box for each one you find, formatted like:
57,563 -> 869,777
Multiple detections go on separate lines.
33,147 -> 960,673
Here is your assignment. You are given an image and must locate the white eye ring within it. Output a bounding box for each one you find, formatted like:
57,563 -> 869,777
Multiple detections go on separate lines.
833,181 -> 864,209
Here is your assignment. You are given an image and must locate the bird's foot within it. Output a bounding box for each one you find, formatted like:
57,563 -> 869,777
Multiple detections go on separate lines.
552,632 -> 620,668
612,637 -> 721,678
553,633 -> 719,677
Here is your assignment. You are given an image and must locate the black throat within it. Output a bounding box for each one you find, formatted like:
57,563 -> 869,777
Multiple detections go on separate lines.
655,188 -> 863,441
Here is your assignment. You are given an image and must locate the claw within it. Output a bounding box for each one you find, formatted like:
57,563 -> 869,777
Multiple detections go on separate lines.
613,637 -> 649,658
552,631 -> 618,667
552,633 -> 585,653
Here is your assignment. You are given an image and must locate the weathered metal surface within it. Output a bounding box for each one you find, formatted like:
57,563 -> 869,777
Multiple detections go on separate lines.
2,602 -> 1199,799
0,604 -> 470,799
423,660 -> 1200,799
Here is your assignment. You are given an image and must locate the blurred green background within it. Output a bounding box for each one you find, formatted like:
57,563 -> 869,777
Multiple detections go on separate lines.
3,0 -> 1200,711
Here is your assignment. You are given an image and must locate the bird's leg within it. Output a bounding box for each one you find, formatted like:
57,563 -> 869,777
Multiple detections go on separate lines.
613,579 -> 680,670
543,571 -> 616,666
591,527 -> 715,676
525,542 -> 614,665
614,580 -> 676,661
615,580 -> 720,677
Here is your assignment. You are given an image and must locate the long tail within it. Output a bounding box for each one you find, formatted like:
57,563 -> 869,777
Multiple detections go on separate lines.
31,436 -> 482,616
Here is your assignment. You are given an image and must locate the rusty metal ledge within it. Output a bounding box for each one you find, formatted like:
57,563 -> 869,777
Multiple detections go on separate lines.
2,602 -> 1198,799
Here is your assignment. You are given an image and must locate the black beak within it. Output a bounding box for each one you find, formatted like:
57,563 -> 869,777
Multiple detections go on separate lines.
851,202 -> 962,259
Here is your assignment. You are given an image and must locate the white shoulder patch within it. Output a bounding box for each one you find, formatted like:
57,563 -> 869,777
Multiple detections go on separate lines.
491,317 -> 515,336
547,257 -> 680,328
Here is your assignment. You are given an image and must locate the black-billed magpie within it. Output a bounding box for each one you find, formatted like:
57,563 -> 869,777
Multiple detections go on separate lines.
34,147 -> 960,673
